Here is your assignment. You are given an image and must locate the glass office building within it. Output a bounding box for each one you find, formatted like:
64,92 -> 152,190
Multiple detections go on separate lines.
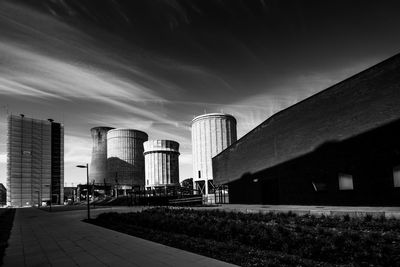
7,115 -> 64,207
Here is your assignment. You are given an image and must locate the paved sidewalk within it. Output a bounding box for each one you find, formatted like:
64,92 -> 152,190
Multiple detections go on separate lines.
3,207 -> 236,267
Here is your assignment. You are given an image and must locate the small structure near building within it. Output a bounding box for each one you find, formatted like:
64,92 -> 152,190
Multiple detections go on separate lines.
63,186 -> 77,204
76,183 -> 113,201
181,178 -> 193,190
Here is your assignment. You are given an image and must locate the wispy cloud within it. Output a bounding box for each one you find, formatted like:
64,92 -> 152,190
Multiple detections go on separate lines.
64,135 -> 92,163
0,0 -> 390,186
0,43 -> 158,100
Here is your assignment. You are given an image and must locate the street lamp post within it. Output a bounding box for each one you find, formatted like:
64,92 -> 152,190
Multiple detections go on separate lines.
115,172 -> 118,198
76,164 -> 90,220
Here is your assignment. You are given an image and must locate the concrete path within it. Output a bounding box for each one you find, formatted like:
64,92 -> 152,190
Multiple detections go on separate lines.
3,207 -> 236,267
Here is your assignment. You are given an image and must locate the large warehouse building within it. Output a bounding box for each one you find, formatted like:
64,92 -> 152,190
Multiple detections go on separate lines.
213,53 -> 400,206
7,115 -> 64,207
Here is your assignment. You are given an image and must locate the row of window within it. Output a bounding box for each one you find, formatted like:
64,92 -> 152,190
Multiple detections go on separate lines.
336,166 -> 400,191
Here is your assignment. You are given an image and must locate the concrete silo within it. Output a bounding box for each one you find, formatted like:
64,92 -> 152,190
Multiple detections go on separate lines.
143,140 -> 180,189
107,129 -> 148,189
191,113 -> 237,196
90,127 -> 114,184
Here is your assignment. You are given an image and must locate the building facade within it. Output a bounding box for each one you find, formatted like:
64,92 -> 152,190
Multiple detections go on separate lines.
7,115 -> 64,207
191,113 -> 237,196
143,140 -> 180,189
213,53 -> 400,206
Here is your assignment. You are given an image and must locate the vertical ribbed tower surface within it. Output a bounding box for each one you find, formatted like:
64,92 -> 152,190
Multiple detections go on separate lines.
143,140 -> 180,188
89,127 -> 114,184
191,113 -> 237,195
107,129 -> 148,186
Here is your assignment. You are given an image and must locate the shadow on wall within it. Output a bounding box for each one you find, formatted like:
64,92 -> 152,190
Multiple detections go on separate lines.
227,118 -> 400,206
107,157 -> 145,186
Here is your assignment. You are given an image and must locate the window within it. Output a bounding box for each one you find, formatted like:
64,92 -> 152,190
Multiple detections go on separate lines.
393,166 -> 400,187
312,182 -> 328,192
338,173 -> 353,190
198,170 -> 201,178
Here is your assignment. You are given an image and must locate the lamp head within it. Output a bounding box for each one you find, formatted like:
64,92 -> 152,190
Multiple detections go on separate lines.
76,165 -> 87,168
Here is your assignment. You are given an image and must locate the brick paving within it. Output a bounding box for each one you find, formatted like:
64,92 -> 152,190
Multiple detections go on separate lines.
3,207 -> 235,267
5,203 -> 400,266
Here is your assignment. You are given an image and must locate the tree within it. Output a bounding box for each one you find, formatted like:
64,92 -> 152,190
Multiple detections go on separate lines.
181,178 -> 193,189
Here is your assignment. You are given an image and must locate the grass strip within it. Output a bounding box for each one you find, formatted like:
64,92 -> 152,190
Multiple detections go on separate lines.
88,208 -> 400,266
89,217 -> 334,267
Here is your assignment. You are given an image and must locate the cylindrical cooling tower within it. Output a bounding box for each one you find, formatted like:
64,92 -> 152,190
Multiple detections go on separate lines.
191,113 -> 237,195
90,127 -> 114,184
143,140 -> 180,188
107,129 -> 148,186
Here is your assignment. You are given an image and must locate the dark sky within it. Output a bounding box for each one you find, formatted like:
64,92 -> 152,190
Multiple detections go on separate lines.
1,0 -> 400,185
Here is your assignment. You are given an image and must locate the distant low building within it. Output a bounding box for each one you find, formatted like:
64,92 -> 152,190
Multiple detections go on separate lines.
76,184 -> 112,201
0,183 -> 6,206
213,53 -> 400,206
181,178 -> 193,190
63,186 -> 77,204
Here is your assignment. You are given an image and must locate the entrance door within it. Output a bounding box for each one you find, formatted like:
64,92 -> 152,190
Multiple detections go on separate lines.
52,194 -> 59,204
